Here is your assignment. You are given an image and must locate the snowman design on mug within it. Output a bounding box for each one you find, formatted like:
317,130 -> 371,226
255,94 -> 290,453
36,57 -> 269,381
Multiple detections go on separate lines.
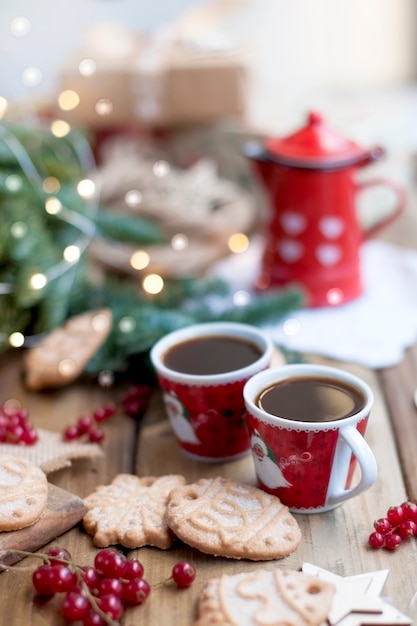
250,430 -> 292,489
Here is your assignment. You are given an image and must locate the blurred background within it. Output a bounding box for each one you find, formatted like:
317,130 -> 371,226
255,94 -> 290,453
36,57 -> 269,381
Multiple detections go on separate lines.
2,0 -> 416,132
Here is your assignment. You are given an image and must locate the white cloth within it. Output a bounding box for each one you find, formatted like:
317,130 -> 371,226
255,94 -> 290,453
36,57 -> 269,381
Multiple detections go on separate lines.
214,239 -> 417,369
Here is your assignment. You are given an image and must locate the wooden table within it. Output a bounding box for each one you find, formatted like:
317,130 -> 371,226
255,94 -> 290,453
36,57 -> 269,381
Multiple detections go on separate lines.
1,204 -> 417,625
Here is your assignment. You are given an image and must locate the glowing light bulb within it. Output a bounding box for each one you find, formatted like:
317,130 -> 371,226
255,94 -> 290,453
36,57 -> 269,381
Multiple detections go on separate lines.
125,189 -> 143,207
282,318 -> 301,336
30,273 -> 47,290
5,174 -> 22,192
58,90 -> 80,111
79,58 -> 97,76
0,97 -> 8,119
63,245 -> 81,263
119,316 -> 136,333
22,66 -> 43,87
50,120 -> 71,137
95,98 -> 113,116
228,233 -> 249,254
130,250 -> 150,270
171,234 -> 189,251
57,359 -> 77,377
45,197 -> 62,214
153,160 -> 170,177
10,17 -> 31,37
326,288 -> 343,306
9,332 -> 25,348
143,274 -> 164,294
92,312 -> 111,332
77,178 -> 95,198
10,222 -> 27,239
43,176 -> 60,193
233,290 -> 251,306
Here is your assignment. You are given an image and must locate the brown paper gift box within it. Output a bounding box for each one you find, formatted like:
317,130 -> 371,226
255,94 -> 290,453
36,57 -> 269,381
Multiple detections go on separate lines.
57,29 -> 247,129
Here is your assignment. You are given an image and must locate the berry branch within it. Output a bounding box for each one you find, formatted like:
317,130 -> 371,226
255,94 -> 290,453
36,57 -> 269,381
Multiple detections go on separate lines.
0,546 -> 196,625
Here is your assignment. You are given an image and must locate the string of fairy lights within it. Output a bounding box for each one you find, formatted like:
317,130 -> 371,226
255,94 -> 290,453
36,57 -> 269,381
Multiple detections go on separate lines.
0,13 -> 254,352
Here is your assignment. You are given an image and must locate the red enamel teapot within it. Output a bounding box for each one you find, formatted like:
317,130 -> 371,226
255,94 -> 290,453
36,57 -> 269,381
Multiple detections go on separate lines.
244,111 -> 406,307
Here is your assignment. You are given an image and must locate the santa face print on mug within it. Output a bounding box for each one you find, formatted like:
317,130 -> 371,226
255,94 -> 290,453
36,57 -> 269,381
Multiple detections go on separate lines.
150,322 -> 274,462
243,364 -> 378,513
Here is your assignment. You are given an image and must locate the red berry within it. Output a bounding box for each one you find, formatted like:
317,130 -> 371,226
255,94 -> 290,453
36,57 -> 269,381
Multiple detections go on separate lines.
397,520 -> 417,539
77,416 -> 93,434
94,549 -> 126,578
98,577 -> 124,599
401,501 -> 417,522
80,565 -> 102,590
386,505 -> 404,526
61,591 -> 91,621
373,518 -> 392,535
172,562 -> 196,588
32,565 -> 55,596
383,533 -> 402,551
46,546 -> 72,563
48,565 -> 77,593
368,531 -> 385,549
122,559 -> 144,581
83,610 -> 106,626
88,428 -> 105,443
97,594 -> 124,620
122,577 -> 150,606
64,424 -> 80,441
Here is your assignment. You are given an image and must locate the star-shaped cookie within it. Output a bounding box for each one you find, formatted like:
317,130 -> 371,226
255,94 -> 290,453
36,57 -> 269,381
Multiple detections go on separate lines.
0,428 -> 103,473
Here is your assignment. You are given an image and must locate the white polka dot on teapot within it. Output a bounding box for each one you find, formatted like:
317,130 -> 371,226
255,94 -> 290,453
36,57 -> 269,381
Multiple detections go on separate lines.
318,216 -> 345,239
280,211 -> 307,236
315,243 -> 342,266
277,239 -> 304,263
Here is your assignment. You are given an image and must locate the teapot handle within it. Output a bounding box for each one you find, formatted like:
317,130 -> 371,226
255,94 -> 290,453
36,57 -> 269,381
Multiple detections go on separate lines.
357,178 -> 406,240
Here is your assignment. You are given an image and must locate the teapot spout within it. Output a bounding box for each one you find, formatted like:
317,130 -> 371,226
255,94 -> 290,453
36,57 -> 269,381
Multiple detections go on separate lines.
359,146 -> 385,166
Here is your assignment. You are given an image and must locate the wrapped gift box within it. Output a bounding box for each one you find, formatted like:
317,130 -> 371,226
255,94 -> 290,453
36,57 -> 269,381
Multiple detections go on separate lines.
57,24 -> 247,129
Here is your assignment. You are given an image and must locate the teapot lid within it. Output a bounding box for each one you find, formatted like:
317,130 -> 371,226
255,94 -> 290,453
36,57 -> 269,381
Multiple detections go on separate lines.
264,111 -> 372,168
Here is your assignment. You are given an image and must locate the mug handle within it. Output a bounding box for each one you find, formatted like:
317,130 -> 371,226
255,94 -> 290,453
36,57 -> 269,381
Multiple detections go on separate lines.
326,425 -> 378,508
357,178 -> 406,240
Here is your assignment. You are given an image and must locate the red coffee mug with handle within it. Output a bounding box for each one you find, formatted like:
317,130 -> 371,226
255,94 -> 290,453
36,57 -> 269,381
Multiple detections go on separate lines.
244,111 -> 406,307
243,363 -> 377,513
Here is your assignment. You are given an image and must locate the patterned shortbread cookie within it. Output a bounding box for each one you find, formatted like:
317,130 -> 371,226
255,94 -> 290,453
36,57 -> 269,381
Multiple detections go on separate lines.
83,474 -> 186,548
0,456 -> 48,531
195,568 -> 335,626
166,476 -> 302,560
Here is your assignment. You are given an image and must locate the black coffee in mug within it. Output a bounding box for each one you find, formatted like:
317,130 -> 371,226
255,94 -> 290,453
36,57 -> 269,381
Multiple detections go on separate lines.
162,335 -> 263,375
256,376 -> 366,422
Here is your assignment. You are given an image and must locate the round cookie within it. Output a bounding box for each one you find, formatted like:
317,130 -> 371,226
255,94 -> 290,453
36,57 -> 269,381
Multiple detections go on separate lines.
166,476 -> 302,561
195,568 -> 335,626
0,456 -> 48,531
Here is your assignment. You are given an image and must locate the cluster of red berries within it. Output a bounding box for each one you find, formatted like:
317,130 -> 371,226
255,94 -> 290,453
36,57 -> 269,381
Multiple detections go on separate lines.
0,402 -> 38,445
63,385 -> 154,445
368,501 -> 417,550
63,403 -> 117,444
32,546 -> 196,625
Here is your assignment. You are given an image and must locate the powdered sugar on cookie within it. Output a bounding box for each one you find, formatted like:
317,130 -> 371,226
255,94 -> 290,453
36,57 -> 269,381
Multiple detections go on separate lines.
0,456 -> 48,531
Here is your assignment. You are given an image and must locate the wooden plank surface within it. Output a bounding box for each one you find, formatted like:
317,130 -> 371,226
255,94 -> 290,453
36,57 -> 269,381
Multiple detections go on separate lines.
0,354 -> 416,625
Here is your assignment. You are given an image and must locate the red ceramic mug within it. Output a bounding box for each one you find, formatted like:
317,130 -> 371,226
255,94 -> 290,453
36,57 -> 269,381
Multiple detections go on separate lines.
243,363 -> 377,512
150,322 -> 274,462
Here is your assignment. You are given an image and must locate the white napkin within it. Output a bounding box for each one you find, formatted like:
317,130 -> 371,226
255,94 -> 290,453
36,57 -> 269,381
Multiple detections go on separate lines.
214,239 -> 417,369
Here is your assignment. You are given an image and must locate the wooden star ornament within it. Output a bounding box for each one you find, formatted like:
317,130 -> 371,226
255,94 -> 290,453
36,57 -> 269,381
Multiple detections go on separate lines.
302,563 -> 411,626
